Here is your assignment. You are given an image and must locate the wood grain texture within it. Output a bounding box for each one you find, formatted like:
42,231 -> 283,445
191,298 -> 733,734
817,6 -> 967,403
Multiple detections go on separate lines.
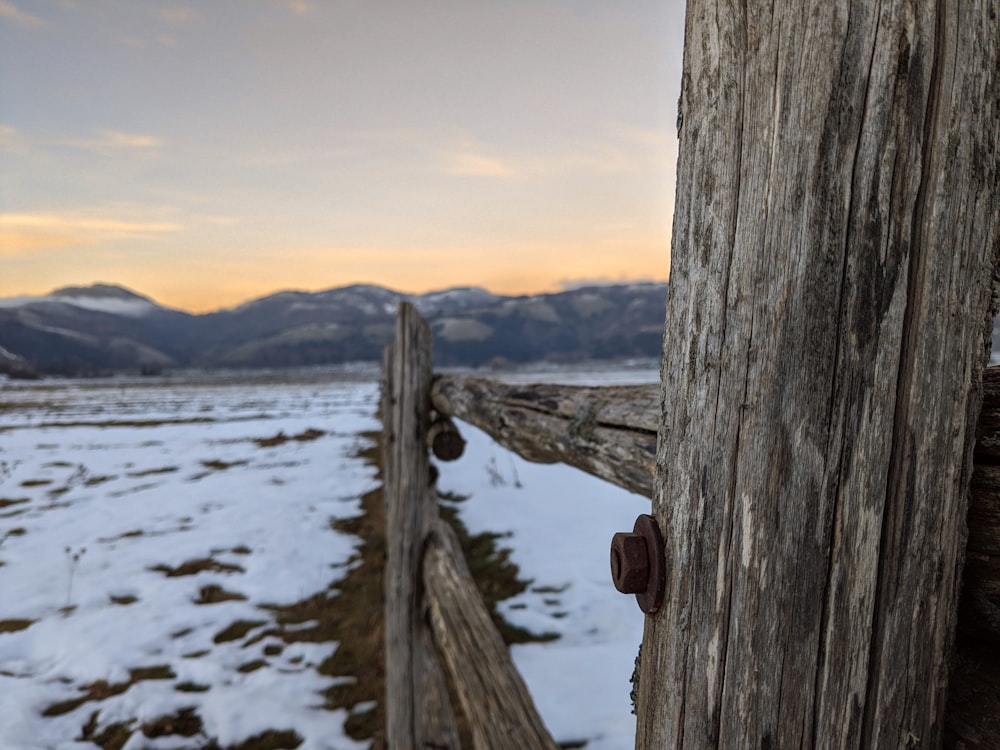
432,375 -> 658,497
639,1 -> 1000,748
423,517 -> 559,750
383,303 -> 458,749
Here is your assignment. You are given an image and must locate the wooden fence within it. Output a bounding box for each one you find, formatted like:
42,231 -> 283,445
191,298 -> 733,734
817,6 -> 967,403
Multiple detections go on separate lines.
382,302 -> 999,748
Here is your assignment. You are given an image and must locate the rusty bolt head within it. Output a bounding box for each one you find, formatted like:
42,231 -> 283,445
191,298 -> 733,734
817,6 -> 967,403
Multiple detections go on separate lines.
610,514 -> 665,615
611,532 -> 649,594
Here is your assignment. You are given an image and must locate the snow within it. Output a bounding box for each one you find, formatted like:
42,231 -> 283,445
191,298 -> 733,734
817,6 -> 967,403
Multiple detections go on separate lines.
0,295 -> 156,318
47,296 -> 158,317
0,364 -> 656,748
0,295 -> 157,317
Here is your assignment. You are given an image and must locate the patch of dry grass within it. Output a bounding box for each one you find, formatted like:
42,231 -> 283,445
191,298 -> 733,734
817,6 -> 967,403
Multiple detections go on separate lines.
43,665 -> 175,717
200,459 -> 249,471
213,620 -> 267,644
149,558 -> 245,577
0,618 -> 35,634
195,584 -> 248,605
254,429 -> 326,448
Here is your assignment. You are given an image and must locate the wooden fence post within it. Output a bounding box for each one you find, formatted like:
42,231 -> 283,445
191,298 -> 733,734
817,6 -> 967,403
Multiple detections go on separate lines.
383,303 -> 458,749
637,1 -> 1000,747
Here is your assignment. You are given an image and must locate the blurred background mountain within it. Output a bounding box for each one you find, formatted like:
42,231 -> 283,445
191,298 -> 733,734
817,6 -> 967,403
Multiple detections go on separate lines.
0,282 -> 668,377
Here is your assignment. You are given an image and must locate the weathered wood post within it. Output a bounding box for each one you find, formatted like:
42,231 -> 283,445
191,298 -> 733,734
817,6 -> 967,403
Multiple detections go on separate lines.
383,303 -> 459,749
637,2 -> 1000,747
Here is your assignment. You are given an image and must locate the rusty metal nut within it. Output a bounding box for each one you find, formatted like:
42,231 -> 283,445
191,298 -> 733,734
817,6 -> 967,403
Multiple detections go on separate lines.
610,514 -> 666,615
427,417 -> 465,461
611,532 -> 649,594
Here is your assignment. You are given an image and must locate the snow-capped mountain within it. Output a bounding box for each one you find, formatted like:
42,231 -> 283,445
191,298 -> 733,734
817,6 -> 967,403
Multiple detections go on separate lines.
0,282 -> 668,377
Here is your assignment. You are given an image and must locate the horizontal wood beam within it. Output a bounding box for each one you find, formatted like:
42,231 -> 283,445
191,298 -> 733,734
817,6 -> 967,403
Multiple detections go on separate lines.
431,375 -> 658,497
423,517 -> 559,750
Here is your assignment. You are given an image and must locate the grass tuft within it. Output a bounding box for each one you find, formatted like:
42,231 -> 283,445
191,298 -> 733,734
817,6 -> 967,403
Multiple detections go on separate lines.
78,711 -> 134,750
195,584 -> 248,605
213,620 -> 267,644
254,428 -> 326,448
150,558 -> 244,577
126,466 -> 179,478
229,729 -> 303,749
43,665 -> 175,717
175,681 -> 211,693
0,618 -> 35,633
141,707 -> 203,738
200,459 -> 249,471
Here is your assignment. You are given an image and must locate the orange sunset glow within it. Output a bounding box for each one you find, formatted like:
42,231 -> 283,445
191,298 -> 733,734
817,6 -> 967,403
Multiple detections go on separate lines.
1,1 -> 685,313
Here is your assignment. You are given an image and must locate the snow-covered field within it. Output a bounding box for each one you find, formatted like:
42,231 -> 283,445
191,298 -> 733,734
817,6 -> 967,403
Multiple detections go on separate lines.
0,365 -> 654,749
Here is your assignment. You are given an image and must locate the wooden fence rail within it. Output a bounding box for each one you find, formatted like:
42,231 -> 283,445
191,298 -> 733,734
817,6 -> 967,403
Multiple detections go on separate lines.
383,303 -> 556,750
384,302 -> 1000,747
431,376 -> 658,497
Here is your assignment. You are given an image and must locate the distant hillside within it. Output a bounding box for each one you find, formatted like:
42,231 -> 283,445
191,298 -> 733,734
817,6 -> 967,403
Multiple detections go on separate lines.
0,282 -> 668,377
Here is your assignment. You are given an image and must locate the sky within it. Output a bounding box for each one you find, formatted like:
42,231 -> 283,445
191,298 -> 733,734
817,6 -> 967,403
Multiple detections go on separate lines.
0,0 -> 685,312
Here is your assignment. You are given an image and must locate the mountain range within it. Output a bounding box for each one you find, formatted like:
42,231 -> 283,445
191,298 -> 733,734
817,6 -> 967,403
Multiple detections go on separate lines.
0,282 -> 668,378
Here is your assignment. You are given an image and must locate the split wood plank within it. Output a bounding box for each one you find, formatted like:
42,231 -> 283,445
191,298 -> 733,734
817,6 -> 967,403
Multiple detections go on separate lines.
423,516 -> 559,750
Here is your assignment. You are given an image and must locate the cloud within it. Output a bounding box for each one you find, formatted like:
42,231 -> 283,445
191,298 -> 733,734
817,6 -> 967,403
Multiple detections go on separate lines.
0,1 -> 44,27
0,213 -> 181,255
610,124 -> 674,149
97,130 -> 162,149
0,124 -> 22,149
157,6 -> 198,25
2,125 -> 164,163
283,0 -> 312,15
443,150 -> 516,178
439,131 -> 670,181
114,7 -> 194,48
200,215 -> 239,227
62,129 -> 163,155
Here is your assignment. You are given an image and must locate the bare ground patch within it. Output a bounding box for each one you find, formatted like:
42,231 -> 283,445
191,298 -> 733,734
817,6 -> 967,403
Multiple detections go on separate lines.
149,558 -> 245,577
194,585 -> 247,605
254,429 -> 326,448
0,618 -> 36,634
126,466 -> 179,478
43,665 -> 176,717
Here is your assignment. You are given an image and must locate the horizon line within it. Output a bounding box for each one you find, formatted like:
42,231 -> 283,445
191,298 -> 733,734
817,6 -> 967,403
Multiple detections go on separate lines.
1,277 -> 670,315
